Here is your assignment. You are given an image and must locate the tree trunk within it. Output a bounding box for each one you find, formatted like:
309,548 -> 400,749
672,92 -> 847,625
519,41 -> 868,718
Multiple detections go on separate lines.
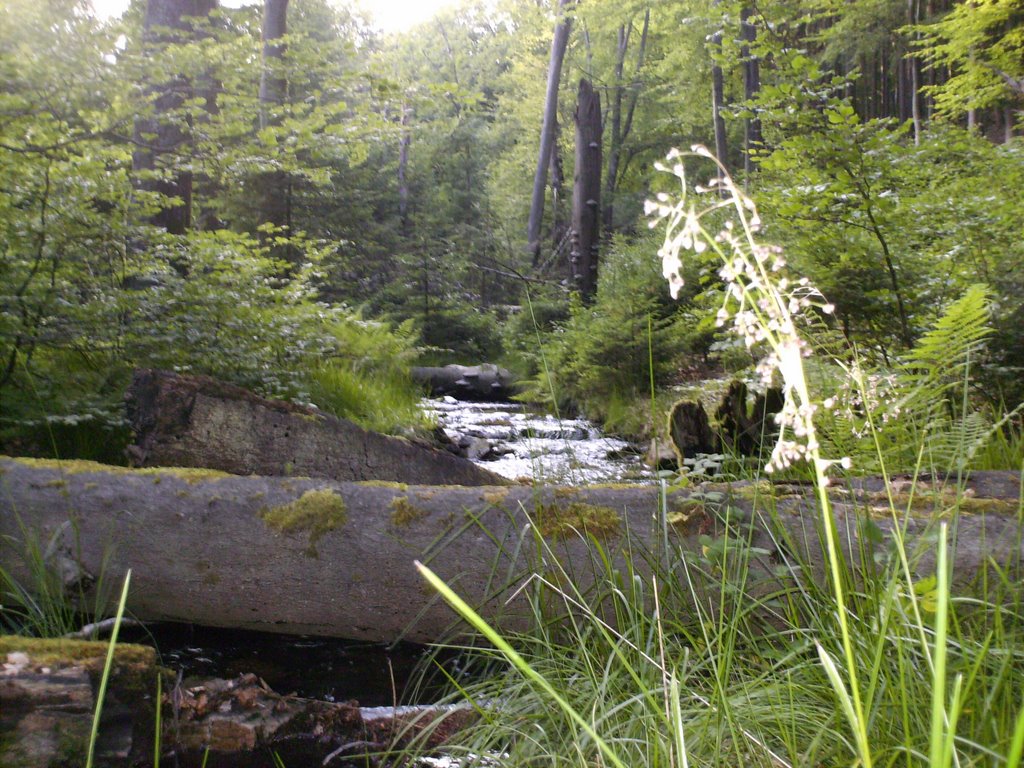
741,5 -> 761,175
132,0 -> 219,236
527,0 -> 574,266
548,116 -> 566,250
124,368 -> 508,486
259,0 -> 289,130
3,458 -> 1021,645
398,102 -> 412,234
570,78 -> 601,302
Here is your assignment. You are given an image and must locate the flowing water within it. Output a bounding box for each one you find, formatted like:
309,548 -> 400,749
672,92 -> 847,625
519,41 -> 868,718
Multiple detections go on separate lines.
423,397 -> 652,484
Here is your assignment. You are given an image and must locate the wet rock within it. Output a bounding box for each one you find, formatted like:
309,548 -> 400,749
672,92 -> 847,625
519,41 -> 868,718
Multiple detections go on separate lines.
461,437 -> 493,461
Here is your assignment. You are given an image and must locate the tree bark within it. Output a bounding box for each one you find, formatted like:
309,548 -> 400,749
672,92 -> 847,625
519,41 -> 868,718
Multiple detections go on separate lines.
124,368 -> 508,486
2,458 -> 1021,645
398,101 -> 412,235
132,0 -> 219,236
570,78 -> 601,302
527,0 -> 574,266
256,0 -> 295,263
259,0 -> 289,131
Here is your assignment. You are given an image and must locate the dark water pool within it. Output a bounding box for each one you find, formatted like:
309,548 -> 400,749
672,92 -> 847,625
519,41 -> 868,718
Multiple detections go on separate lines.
121,622 -> 452,705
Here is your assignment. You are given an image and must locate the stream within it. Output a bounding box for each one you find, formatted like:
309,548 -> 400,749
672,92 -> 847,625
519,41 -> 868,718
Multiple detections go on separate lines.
424,397 -> 652,484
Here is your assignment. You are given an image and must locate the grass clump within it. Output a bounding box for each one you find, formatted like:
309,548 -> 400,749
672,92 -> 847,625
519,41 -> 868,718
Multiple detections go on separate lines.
260,488 -> 347,557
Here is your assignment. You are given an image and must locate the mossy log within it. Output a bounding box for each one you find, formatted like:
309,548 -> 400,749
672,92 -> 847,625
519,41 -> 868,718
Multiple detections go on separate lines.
1,457 -> 1021,644
125,368 -> 507,486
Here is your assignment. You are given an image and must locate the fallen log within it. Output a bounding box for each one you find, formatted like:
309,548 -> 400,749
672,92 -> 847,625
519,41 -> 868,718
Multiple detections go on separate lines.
125,369 -> 507,487
410,364 -> 518,401
0,457 -> 1021,644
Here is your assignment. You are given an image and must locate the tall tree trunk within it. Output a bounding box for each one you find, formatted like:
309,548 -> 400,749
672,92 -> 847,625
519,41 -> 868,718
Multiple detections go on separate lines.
740,5 -> 761,176
602,10 -> 649,235
907,0 -> 922,144
398,102 -> 412,236
259,0 -> 289,131
132,0 -> 219,236
527,0 -> 574,266
570,78 -> 601,303
256,0 -> 294,262
549,116 -> 566,249
710,29 -> 728,178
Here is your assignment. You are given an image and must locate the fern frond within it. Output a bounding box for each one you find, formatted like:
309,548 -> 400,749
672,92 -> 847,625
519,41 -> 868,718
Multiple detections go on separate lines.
900,284 -> 992,398
921,411 -> 992,472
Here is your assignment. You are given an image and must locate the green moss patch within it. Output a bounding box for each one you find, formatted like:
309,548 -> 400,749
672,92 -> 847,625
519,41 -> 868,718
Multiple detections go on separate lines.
667,499 -> 707,535
6,456 -> 233,483
534,501 -> 621,540
0,635 -> 156,667
260,489 -> 348,557
481,488 -> 510,506
390,496 -> 429,526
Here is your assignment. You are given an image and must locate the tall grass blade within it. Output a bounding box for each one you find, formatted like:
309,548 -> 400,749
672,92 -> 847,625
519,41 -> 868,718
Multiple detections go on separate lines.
929,523 -> 953,768
85,568 -> 131,768
416,560 -> 628,768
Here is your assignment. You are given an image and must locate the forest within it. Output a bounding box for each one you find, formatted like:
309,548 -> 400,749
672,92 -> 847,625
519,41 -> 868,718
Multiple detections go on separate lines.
2,0 -> 1024,765
1,0 -> 1021,457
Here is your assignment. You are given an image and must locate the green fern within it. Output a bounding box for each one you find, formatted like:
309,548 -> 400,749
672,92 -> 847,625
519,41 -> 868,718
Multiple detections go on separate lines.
896,284 -> 997,471
824,285 -> 1014,472
899,284 -> 992,404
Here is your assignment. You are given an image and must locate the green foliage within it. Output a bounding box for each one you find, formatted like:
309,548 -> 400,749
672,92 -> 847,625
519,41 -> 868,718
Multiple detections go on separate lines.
913,0 -> 1024,117
407,304 -> 502,365
306,312 -> 429,433
517,234 -> 688,424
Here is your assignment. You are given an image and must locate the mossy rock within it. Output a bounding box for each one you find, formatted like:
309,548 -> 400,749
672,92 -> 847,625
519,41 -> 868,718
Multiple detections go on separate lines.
0,636 -> 160,768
